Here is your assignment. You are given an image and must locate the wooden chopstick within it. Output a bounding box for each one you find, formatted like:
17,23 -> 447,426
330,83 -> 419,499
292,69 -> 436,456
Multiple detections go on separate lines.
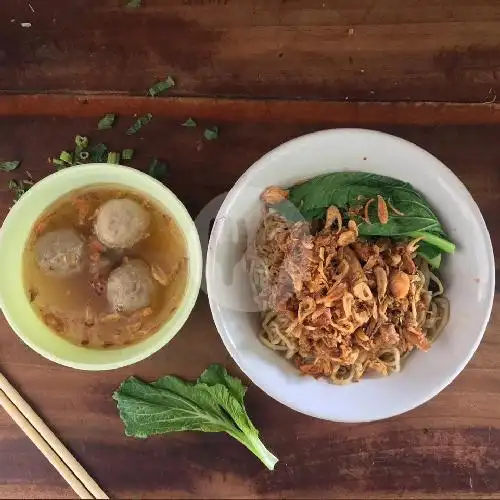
0,373 -> 108,499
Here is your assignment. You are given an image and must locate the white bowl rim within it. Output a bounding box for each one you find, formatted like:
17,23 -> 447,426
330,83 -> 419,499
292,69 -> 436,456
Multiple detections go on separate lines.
206,128 -> 495,422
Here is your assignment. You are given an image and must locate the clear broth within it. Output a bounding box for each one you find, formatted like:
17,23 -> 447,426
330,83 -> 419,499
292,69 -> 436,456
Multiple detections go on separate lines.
23,184 -> 188,349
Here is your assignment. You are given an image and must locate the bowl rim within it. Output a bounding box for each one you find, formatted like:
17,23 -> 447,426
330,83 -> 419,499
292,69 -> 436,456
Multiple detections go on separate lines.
206,128 -> 496,422
0,164 -> 202,370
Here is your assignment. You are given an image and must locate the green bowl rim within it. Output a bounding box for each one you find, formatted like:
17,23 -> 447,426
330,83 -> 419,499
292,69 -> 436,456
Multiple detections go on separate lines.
0,164 -> 203,370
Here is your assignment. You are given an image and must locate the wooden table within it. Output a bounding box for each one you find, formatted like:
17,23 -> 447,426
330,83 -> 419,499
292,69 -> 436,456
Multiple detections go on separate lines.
1,1 -> 500,499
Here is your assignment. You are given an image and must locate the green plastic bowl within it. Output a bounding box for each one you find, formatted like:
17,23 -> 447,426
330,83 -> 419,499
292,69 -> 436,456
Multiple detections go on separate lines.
0,164 -> 202,370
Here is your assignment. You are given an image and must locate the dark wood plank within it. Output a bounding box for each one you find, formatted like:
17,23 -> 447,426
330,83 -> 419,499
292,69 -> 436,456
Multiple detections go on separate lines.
3,95 -> 500,125
0,116 -> 499,499
3,0 -> 500,102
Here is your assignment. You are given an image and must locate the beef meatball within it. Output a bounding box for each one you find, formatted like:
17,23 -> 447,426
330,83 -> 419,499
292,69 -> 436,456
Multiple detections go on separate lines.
106,259 -> 154,312
94,198 -> 150,249
35,229 -> 85,277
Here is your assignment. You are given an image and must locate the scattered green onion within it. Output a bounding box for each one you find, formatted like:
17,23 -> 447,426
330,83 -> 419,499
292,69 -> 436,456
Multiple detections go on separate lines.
148,76 -> 175,97
89,143 -> 108,163
98,113 -> 116,130
182,118 -> 197,128
59,151 -> 73,164
148,158 -> 168,181
126,113 -> 153,135
75,135 -> 89,148
125,0 -> 141,7
0,161 -> 21,172
203,126 -> 219,141
107,152 -> 121,164
121,149 -> 134,160
79,151 -> 90,161
8,179 -> 32,202
51,158 -> 67,170
74,135 -> 89,164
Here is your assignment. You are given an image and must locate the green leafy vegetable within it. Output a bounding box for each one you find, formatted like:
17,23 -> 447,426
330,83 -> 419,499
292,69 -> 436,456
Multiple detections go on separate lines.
281,172 -> 455,255
148,158 -> 168,180
203,126 -> 219,141
408,231 -> 455,254
148,76 -> 175,97
0,161 -> 21,172
98,113 -> 116,130
89,143 -> 108,163
182,118 -> 197,128
107,151 -> 121,164
289,172 -> 424,213
113,364 -> 278,470
125,0 -> 141,7
417,241 -> 442,268
121,148 -> 134,160
127,113 -> 153,135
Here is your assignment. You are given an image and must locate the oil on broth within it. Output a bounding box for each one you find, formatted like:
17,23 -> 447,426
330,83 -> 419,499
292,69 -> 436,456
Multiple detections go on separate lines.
23,184 -> 188,348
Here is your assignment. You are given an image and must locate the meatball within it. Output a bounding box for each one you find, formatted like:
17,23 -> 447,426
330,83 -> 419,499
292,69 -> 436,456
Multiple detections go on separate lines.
34,229 -> 85,277
94,199 -> 150,249
106,259 -> 154,312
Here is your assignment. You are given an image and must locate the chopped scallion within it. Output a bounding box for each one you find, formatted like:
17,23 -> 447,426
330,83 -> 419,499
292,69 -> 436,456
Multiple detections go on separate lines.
148,158 -> 168,181
98,113 -> 116,130
107,152 -> 121,164
182,118 -> 197,128
126,113 -> 153,135
148,76 -> 175,97
122,149 -> 134,160
59,151 -> 73,164
203,126 -> 219,141
0,161 -> 21,172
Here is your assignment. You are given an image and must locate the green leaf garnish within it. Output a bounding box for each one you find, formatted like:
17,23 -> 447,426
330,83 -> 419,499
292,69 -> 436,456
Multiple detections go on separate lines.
148,76 -> 175,97
279,172 -> 455,255
126,113 -> 153,135
125,0 -> 141,7
89,143 -> 108,163
0,161 -> 21,172
98,113 -> 116,130
107,152 -> 121,164
417,241 -> 442,268
182,118 -> 197,128
113,364 -> 278,470
121,149 -> 134,160
203,126 -> 219,141
147,158 -> 168,180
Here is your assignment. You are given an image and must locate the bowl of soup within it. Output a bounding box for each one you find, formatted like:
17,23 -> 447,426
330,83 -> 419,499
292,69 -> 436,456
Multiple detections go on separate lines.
0,164 -> 202,370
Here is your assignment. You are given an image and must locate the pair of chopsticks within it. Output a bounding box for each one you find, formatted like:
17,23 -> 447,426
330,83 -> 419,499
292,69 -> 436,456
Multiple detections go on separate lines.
0,372 -> 108,499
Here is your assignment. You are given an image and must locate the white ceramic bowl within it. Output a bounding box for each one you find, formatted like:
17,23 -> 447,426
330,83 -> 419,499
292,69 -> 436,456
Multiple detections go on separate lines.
206,129 -> 495,422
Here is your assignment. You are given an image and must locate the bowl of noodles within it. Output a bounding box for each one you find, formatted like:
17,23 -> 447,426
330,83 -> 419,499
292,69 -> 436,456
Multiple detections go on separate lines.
206,129 -> 494,422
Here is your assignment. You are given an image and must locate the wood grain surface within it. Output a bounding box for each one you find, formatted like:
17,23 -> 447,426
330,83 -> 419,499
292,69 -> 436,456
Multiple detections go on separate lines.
0,114 -> 499,499
3,94 -> 500,126
4,0 -> 500,102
